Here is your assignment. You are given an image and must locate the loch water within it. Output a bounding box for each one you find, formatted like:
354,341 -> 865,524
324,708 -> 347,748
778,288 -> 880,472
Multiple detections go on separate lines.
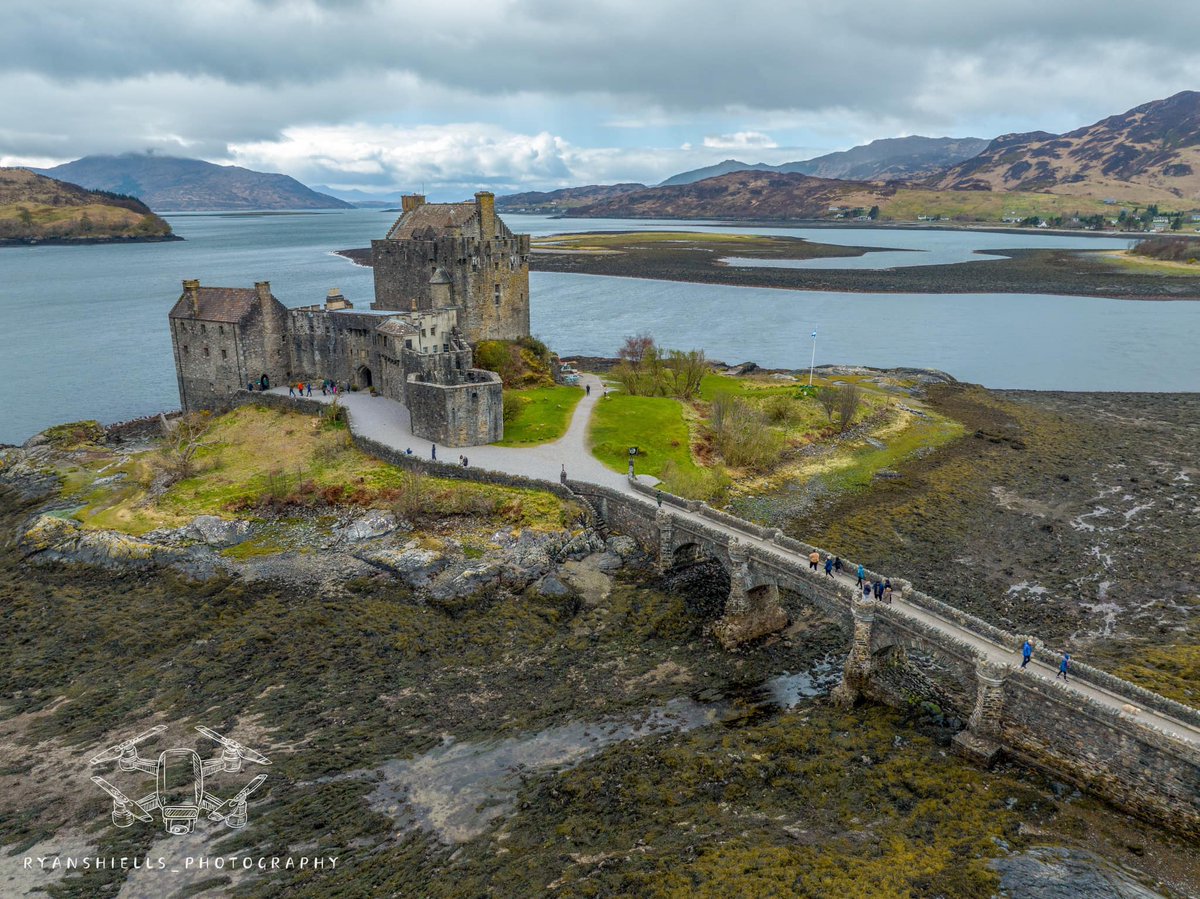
1,210 -> 1197,444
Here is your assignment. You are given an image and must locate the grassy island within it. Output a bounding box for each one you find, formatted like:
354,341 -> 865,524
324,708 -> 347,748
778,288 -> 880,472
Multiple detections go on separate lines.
0,167 -> 174,244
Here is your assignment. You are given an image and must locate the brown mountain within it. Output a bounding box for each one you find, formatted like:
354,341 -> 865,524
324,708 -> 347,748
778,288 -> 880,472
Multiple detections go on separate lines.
34,154 -> 352,212
0,168 -> 175,243
926,91 -> 1200,205
496,183 -> 646,213
565,170 -> 896,220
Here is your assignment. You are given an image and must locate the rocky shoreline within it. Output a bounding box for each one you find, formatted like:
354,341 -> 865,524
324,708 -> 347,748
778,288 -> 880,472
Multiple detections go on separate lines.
0,234 -> 183,247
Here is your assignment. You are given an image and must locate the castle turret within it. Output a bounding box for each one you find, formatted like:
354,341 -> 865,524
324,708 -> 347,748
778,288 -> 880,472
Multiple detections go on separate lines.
401,194 -> 426,213
429,267 -> 453,310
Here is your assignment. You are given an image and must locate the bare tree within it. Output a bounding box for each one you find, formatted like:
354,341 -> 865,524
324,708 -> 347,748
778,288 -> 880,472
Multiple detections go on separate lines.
665,349 -> 707,399
157,412 -> 216,482
816,385 -> 839,422
836,383 -> 863,432
618,334 -> 656,368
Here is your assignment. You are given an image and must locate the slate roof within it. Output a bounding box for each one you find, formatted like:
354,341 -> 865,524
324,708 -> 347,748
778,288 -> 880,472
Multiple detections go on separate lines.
385,202 -> 477,240
169,287 -> 262,323
376,318 -> 418,337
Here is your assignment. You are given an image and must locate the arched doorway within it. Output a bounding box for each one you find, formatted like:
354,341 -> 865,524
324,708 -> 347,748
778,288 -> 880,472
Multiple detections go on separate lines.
356,366 -> 373,389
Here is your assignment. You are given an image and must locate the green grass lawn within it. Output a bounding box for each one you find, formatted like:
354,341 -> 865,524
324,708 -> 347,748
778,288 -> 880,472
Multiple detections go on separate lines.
494,385 -> 584,446
588,392 -> 698,479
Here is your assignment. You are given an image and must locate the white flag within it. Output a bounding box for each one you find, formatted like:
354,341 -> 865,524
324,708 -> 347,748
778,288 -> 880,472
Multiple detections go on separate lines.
811,330 -> 817,339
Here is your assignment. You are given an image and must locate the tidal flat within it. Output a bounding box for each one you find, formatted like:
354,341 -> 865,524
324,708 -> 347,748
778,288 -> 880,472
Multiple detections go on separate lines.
526,232 -> 1200,300
0,386 -> 1197,896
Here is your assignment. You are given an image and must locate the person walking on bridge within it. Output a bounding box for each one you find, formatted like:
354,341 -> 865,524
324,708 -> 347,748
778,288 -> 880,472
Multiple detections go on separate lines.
824,557 -> 834,578
856,564 -> 865,588
1057,652 -> 1071,681
834,556 -> 843,574
1020,639 -> 1034,669
809,550 -> 820,571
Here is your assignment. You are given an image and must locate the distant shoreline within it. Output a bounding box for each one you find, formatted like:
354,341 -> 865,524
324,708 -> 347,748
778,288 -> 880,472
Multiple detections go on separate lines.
0,234 -> 183,248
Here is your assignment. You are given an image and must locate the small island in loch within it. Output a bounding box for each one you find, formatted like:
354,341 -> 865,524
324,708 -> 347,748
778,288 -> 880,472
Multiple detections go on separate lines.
0,167 -> 178,246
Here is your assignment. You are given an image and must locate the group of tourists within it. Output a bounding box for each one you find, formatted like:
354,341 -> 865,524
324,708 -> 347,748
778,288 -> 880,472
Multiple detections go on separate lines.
806,551 -> 895,603
287,379 -> 340,398
808,546 -> 1075,682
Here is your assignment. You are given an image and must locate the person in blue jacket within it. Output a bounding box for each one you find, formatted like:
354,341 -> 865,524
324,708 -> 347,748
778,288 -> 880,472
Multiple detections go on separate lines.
1056,652 -> 1071,681
1020,639 -> 1034,669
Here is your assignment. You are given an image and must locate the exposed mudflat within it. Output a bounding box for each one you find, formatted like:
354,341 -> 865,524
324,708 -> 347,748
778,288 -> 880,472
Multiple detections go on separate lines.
527,240 -> 1200,299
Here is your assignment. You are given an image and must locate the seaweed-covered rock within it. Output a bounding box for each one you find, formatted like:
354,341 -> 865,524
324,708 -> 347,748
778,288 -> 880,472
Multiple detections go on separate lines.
335,509 -> 403,542
357,543 -> 447,589
182,515 -> 253,547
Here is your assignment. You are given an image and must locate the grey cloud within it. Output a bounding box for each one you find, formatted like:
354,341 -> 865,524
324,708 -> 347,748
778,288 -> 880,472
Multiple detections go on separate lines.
2,0 -> 1196,116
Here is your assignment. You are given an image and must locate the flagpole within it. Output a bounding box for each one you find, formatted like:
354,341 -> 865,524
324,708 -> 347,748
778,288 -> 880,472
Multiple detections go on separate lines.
808,328 -> 817,386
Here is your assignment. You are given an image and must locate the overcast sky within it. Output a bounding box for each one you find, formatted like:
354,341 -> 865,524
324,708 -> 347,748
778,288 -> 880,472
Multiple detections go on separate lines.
3,1 -> 1198,197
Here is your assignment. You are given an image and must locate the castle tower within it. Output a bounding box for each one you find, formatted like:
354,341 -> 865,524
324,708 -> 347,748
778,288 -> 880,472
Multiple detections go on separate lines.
369,192 -> 530,343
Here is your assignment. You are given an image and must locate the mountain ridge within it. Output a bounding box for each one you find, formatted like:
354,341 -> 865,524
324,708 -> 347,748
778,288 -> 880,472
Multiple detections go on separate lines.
659,136 -> 989,186
926,91 -> 1200,203
34,154 -> 353,212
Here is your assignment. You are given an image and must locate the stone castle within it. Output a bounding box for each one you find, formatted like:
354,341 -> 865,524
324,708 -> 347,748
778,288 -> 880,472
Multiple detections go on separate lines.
168,192 -> 530,446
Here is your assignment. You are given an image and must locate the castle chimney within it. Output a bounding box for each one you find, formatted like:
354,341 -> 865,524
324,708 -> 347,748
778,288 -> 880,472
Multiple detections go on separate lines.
255,281 -> 272,310
475,191 -> 496,241
325,288 -> 351,311
183,279 -> 200,315
401,194 -> 426,214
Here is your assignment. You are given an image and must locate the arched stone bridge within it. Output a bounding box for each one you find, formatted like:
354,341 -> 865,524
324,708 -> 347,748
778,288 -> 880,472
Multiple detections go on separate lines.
571,478 -> 1200,841
242,390 -> 1200,842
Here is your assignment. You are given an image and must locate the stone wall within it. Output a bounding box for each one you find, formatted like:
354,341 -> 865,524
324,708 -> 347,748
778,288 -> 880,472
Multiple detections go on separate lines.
405,369 -> 503,447
1003,671 -> 1200,838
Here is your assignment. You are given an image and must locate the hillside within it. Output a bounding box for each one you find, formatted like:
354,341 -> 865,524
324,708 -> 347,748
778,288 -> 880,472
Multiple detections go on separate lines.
926,91 -> 1200,205
659,136 -> 988,186
0,167 -> 175,243
496,182 -> 646,213
566,170 -> 897,219
34,154 -> 353,212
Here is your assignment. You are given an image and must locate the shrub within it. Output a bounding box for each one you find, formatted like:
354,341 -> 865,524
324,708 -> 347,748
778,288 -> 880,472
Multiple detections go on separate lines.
708,393 -> 784,469
761,394 -> 802,425
42,420 -> 106,448
503,392 -> 525,424
660,460 -> 731,503
1131,236 -> 1200,262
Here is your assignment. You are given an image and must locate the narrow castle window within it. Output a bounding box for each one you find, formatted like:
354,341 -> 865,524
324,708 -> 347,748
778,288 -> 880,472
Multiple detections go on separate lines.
221,349 -> 228,360
494,284 -> 501,306
203,347 -> 210,357
183,345 -> 189,355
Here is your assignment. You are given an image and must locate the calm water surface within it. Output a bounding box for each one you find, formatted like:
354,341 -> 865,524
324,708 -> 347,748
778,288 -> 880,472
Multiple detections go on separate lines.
0,210 -> 1195,444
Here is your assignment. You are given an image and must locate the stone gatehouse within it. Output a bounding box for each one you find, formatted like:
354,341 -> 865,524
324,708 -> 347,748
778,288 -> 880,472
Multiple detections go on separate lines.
168,193 -> 530,446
